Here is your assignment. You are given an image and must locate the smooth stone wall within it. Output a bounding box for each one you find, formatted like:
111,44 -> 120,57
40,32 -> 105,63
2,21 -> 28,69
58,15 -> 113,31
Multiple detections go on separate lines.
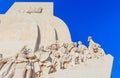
0,15 -> 38,57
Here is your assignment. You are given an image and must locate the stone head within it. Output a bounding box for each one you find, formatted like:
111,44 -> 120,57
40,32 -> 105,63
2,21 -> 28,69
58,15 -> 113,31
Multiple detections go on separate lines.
73,42 -> 77,47
40,46 -> 44,51
88,36 -> 92,43
78,41 -> 82,45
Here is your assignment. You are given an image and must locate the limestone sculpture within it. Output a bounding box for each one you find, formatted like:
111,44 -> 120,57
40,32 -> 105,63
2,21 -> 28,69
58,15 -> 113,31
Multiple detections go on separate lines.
0,2 -> 113,78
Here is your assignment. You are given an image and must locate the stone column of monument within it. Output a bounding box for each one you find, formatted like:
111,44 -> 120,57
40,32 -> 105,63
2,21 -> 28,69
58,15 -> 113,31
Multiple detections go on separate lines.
7,2 -> 72,49
0,14 -> 38,58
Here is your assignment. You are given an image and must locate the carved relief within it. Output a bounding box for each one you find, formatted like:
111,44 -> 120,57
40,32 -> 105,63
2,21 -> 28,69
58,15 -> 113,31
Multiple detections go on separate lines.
0,2 -> 113,78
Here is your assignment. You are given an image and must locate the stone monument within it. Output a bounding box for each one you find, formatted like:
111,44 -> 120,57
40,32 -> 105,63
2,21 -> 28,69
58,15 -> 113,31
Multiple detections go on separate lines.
0,2 -> 113,78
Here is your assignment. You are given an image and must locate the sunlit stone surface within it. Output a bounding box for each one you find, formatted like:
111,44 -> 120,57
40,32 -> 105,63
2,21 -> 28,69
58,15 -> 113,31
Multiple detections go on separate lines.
0,2 -> 113,78
0,14 -> 38,57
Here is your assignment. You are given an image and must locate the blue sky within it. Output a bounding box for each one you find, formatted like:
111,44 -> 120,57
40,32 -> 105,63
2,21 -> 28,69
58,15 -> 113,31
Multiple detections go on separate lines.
0,0 -> 120,77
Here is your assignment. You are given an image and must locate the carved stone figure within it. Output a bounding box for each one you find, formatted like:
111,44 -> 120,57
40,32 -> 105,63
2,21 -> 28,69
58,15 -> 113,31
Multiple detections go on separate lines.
25,61 -> 33,78
16,47 -> 28,63
78,41 -> 87,53
4,63 -> 15,78
34,61 -> 41,78
0,57 -> 16,78
12,63 -> 27,78
0,39 -> 112,78
0,58 -> 9,70
88,36 -> 105,59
